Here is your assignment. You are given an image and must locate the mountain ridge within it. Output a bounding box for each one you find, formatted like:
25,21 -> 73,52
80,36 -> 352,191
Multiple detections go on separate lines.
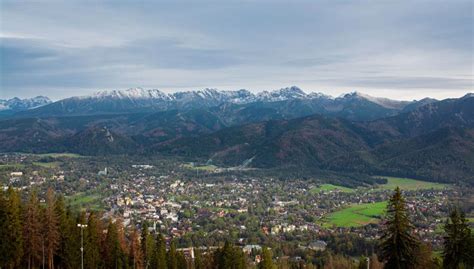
11,86 -> 440,119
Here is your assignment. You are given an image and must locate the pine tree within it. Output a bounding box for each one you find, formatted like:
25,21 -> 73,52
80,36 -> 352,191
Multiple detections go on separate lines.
259,247 -> 275,269
141,223 -> 151,268
379,187 -> 420,269
193,247 -> 205,269
84,212 -> 102,269
105,221 -> 124,269
176,251 -> 187,269
154,233 -> 167,269
53,195 -> 70,269
443,207 -> 474,269
23,190 -> 42,269
43,188 -> 60,269
129,228 -> 143,269
0,188 -> 8,267
0,187 -> 24,268
216,241 -> 246,269
167,240 -> 178,269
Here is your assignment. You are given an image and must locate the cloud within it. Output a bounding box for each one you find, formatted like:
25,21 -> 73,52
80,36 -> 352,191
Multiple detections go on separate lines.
0,1 -> 472,100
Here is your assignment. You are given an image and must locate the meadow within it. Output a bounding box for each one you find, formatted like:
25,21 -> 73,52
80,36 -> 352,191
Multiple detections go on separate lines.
309,184 -> 355,194
376,177 -> 448,190
321,201 -> 387,227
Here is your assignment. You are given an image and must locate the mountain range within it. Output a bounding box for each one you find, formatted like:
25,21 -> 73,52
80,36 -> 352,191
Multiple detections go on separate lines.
11,87 -> 436,120
0,96 -> 52,116
0,87 -> 472,184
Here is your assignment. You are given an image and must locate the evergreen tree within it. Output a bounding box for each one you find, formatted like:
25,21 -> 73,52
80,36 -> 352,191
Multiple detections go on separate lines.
0,189 -> 8,267
379,187 -> 420,269
129,228 -> 143,269
0,187 -> 24,268
141,223 -> 151,268
259,247 -> 275,269
193,247 -> 205,269
53,195 -> 71,269
84,212 -> 102,269
23,190 -> 42,269
443,207 -> 474,269
43,188 -> 60,269
167,240 -> 178,269
176,252 -> 187,269
216,241 -> 246,269
105,221 -> 124,269
154,233 -> 167,269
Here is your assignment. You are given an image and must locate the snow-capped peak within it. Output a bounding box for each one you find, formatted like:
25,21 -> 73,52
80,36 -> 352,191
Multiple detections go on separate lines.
91,88 -> 171,100
0,96 -> 52,111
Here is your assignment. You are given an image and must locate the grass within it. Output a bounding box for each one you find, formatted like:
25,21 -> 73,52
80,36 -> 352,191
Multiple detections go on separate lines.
67,192 -> 103,210
183,163 -> 218,171
309,184 -> 355,194
376,177 -> 448,190
322,201 -> 387,227
0,163 -> 25,169
35,153 -> 82,158
33,161 -> 61,168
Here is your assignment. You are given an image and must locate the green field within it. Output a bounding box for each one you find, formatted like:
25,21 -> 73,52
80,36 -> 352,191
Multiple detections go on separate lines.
183,163 -> 218,171
33,161 -> 61,168
0,163 -> 25,169
376,177 -> 448,190
35,153 -> 82,158
67,193 -> 103,210
309,184 -> 355,194
322,201 -> 387,227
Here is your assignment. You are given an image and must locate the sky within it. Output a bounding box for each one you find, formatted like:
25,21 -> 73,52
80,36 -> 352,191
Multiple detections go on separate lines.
0,1 -> 472,101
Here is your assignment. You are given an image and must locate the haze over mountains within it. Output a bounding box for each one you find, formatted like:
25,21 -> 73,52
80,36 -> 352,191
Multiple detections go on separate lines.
1,87 -> 472,183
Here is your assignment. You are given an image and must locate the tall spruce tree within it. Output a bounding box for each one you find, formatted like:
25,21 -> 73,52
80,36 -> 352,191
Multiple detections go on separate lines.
154,233 -> 167,269
129,228 -> 143,269
105,221 -> 124,269
216,241 -> 246,269
0,187 -> 24,268
84,212 -> 102,269
379,187 -> 420,269
0,189 -> 8,267
23,190 -> 42,269
43,188 -> 60,269
141,223 -> 151,268
443,207 -> 474,269
259,247 -> 275,269
167,240 -> 178,269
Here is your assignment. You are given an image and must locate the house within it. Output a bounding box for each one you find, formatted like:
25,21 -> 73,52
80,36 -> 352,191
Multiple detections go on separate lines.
308,240 -> 327,251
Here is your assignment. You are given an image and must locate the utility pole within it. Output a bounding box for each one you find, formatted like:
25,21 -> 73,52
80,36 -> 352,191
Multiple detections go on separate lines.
77,223 -> 88,269
366,257 -> 370,269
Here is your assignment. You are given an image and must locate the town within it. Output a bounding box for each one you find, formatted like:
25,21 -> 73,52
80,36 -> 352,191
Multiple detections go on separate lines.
1,152 -> 469,262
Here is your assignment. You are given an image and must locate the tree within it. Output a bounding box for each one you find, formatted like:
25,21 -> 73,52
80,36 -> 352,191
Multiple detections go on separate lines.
0,187 -> 24,268
216,241 -> 246,269
105,221 -> 124,269
43,188 -> 60,269
85,212 -> 102,269
129,228 -> 143,269
379,187 -> 420,269
23,190 -> 42,269
167,240 -> 178,269
154,233 -> 167,269
443,207 -> 474,269
176,251 -> 187,269
193,247 -> 205,269
141,223 -> 152,268
259,247 -> 275,269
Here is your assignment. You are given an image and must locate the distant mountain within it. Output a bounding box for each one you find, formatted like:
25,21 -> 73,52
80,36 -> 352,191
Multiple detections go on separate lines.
0,96 -> 51,116
1,88 -> 472,183
13,87 -> 432,121
156,95 -> 474,182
